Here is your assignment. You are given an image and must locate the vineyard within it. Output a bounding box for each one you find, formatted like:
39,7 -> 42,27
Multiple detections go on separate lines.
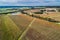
0,14 -> 60,40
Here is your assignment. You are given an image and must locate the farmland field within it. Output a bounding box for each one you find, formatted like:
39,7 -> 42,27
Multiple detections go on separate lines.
0,14 -> 60,40
0,15 -> 21,40
9,14 -> 33,31
19,14 -> 60,40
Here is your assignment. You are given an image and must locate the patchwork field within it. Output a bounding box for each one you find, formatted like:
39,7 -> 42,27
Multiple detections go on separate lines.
0,14 -> 60,40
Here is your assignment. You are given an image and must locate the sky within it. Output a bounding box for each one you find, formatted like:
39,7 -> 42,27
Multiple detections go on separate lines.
0,0 -> 60,6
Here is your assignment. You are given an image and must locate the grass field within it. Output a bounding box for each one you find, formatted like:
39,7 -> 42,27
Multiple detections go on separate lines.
0,15 -> 21,40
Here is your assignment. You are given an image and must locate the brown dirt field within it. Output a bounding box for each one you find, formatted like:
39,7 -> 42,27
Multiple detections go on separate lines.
9,14 -> 33,32
19,14 -> 60,40
8,14 -> 60,40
